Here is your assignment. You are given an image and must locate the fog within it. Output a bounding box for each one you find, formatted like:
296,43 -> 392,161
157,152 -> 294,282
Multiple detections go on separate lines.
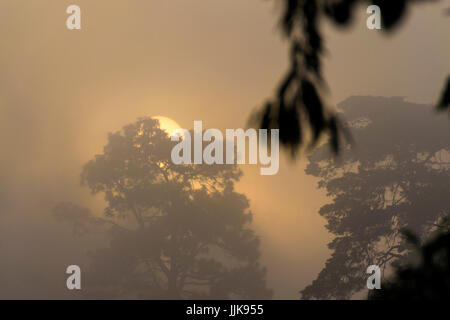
0,0 -> 448,299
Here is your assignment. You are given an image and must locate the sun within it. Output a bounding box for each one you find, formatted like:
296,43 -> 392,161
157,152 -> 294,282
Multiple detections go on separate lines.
152,115 -> 183,137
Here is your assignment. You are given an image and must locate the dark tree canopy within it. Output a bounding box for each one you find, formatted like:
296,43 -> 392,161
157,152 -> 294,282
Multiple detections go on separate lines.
301,96 -> 450,299
55,118 -> 272,299
251,0 -> 449,155
369,217 -> 450,300
437,76 -> 450,111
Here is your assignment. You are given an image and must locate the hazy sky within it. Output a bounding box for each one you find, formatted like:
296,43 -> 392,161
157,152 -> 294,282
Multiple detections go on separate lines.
0,0 -> 448,298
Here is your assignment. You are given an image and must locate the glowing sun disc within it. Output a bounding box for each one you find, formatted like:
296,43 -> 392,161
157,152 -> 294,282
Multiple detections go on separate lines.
152,115 -> 183,138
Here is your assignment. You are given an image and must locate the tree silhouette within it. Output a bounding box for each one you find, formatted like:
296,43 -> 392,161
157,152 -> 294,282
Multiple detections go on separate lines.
301,96 -> 450,299
251,0 -> 449,155
437,76 -> 450,112
369,216 -> 450,300
54,118 -> 272,299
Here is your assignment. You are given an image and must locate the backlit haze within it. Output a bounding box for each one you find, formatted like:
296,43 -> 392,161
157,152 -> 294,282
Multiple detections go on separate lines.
0,0 -> 448,298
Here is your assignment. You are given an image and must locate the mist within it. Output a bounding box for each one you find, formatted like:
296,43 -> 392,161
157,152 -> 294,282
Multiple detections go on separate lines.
0,0 -> 448,299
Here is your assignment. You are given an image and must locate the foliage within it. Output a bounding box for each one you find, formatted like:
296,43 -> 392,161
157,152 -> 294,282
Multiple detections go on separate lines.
251,0 -> 448,155
369,216 -> 450,300
55,118 -> 272,299
301,96 -> 450,299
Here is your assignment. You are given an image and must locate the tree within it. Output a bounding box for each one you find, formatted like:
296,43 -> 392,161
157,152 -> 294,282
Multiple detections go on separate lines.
54,117 -> 272,299
369,216 -> 450,300
251,0 -> 449,155
301,96 -> 450,299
